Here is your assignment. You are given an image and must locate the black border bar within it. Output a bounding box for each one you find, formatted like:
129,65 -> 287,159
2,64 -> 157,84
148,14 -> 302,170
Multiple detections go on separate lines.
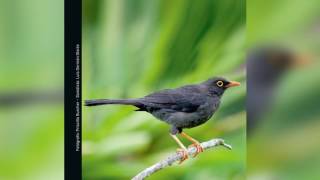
65,0 -> 82,179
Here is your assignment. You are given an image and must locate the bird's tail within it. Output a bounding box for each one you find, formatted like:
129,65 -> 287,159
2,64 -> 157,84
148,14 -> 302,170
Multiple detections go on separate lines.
84,99 -> 141,106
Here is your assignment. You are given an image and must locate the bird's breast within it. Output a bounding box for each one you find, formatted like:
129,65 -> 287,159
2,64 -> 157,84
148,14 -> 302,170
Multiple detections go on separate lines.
197,99 -> 220,119
179,100 -> 220,129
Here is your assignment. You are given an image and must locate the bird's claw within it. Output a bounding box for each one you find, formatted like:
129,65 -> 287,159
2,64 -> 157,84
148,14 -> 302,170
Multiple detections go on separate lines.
188,143 -> 203,157
176,148 -> 188,164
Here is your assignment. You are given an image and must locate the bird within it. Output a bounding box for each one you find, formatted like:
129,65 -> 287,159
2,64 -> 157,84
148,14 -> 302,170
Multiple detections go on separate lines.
247,47 -> 310,134
85,77 -> 240,163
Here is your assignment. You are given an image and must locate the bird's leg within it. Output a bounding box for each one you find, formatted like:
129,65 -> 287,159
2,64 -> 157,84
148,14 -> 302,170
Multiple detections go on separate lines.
170,133 -> 188,164
180,132 -> 203,157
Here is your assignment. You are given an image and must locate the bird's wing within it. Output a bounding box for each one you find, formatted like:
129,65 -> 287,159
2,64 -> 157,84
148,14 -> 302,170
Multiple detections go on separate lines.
139,85 -> 206,112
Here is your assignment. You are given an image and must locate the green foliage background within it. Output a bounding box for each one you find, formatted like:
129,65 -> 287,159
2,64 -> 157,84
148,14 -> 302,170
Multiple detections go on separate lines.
0,1 -> 64,179
248,0 -> 320,179
83,0 -> 246,179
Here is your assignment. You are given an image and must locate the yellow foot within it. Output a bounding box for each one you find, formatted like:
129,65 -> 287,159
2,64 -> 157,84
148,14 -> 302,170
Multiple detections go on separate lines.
176,148 -> 189,164
188,143 -> 204,157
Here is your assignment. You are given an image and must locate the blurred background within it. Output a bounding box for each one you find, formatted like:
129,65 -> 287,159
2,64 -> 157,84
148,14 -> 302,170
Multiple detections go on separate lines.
247,0 -> 320,179
83,0 -> 246,179
0,0 -> 64,180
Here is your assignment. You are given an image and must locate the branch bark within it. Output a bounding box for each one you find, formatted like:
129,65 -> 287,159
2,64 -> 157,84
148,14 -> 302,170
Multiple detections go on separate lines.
131,138 -> 232,180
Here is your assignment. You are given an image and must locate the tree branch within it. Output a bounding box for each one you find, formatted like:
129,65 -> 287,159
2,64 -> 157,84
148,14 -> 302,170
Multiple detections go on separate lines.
131,138 -> 232,180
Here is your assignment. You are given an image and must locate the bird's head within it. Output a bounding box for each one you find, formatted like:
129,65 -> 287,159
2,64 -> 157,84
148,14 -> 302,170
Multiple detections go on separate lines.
202,77 -> 241,97
247,47 -> 312,85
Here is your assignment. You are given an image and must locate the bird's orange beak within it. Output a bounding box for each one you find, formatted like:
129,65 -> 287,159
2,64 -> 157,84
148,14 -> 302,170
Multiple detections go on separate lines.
225,81 -> 241,88
292,54 -> 312,67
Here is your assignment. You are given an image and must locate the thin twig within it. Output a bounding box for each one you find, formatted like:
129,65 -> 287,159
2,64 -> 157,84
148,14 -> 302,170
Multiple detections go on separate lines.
132,138 -> 232,180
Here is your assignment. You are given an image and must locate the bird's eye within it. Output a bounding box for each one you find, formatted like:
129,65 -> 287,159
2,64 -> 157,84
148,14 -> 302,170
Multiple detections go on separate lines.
216,81 -> 224,87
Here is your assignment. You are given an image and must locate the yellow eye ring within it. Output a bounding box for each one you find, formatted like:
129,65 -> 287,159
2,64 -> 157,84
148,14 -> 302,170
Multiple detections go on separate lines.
216,81 -> 224,87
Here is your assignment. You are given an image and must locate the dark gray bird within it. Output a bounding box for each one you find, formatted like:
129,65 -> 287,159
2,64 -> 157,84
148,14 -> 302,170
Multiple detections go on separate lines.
247,47 -> 310,134
85,77 -> 240,162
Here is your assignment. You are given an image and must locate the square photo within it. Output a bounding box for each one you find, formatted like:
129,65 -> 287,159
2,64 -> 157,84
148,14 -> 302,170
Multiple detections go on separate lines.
82,0 -> 246,179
